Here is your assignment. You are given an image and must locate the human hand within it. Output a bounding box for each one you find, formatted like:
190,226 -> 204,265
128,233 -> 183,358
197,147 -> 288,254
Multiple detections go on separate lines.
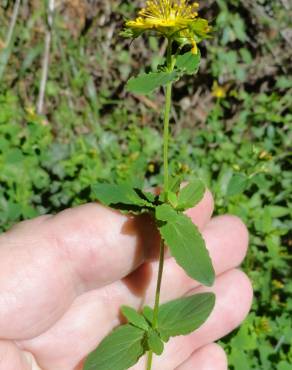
0,190 -> 252,370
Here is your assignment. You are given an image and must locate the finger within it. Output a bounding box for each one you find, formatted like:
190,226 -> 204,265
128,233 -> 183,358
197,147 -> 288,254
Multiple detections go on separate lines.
0,191 -> 213,339
19,269 -> 252,370
175,343 -> 227,370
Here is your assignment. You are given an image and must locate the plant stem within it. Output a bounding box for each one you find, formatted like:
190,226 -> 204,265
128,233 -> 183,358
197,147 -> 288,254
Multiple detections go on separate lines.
152,239 -> 166,329
163,40 -> 174,194
162,81 -> 172,194
146,40 -> 174,370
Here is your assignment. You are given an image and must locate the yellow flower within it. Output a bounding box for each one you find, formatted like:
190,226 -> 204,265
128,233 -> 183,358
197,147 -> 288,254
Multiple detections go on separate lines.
212,81 -> 227,99
128,0 -> 199,29
125,0 -> 211,54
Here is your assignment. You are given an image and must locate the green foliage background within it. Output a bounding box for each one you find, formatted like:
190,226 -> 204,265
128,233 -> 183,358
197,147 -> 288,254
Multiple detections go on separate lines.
0,0 -> 291,368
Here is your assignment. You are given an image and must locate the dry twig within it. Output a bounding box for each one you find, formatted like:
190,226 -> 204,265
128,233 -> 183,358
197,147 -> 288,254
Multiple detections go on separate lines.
0,0 -> 21,80
37,0 -> 55,115
5,0 -> 21,48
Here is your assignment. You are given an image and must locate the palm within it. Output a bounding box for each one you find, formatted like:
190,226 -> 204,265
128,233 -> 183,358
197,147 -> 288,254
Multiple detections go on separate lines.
0,192 -> 252,370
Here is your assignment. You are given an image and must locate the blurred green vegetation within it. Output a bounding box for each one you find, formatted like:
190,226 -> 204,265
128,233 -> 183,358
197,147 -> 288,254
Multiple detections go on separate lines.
0,0 -> 291,368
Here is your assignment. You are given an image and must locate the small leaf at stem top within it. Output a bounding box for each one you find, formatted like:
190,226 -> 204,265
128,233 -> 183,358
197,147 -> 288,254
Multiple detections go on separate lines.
84,324 -> 146,370
156,204 -> 215,286
121,306 -> 150,331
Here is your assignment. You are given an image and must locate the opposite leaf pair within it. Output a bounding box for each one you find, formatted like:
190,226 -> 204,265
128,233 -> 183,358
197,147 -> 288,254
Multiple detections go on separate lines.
84,293 -> 215,370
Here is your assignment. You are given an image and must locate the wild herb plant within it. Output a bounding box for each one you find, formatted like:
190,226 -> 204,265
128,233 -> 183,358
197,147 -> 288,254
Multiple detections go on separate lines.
85,1 -> 216,369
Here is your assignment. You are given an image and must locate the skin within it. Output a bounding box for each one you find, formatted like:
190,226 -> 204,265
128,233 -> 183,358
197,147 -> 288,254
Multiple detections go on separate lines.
0,190 -> 253,370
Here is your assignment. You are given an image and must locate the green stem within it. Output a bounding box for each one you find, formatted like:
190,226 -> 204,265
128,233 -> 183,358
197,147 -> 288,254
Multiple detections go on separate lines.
152,239 -> 165,328
146,39 -> 174,370
146,348 -> 153,370
162,80 -> 172,194
163,40 -> 175,195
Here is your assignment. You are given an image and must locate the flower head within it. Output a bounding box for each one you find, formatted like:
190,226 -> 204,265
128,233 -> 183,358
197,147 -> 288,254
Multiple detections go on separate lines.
124,0 -> 211,54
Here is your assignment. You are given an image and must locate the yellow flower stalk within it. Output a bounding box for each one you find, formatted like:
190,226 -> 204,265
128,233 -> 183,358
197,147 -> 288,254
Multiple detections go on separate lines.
125,0 -> 211,54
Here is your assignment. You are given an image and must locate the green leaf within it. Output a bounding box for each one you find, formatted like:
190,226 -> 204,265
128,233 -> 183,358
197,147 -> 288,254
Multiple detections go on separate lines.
169,175 -> 183,193
147,329 -> 164,355
135,189 -> 157,204
176,51 -> 201,75
126,71 -> 178,95
159,330 -> 170,342
143,306 -> 154,323
266,205 -> 290,218
120,28 -> 144,39
92,183 -> 153,211
84,324 -> 145,370
155,202 -> 175,221
177,179 -> 205,211
157,293 -> 215,338
278,361 -> 292,370
227,174 -> 249,196
156,204 -> 215,286
121,306 -> 150,331
189,18 -> 212,40
167,190 -> 178,208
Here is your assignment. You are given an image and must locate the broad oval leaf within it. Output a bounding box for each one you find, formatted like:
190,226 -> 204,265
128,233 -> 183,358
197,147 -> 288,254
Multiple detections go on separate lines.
84,324 -> 145,370
176,51 -> 201,75
121,306 -> 150,331
156,204 -> 215,286
157,293 -> 215,338
126,71 -> 178,95
177,179 -> 205,211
